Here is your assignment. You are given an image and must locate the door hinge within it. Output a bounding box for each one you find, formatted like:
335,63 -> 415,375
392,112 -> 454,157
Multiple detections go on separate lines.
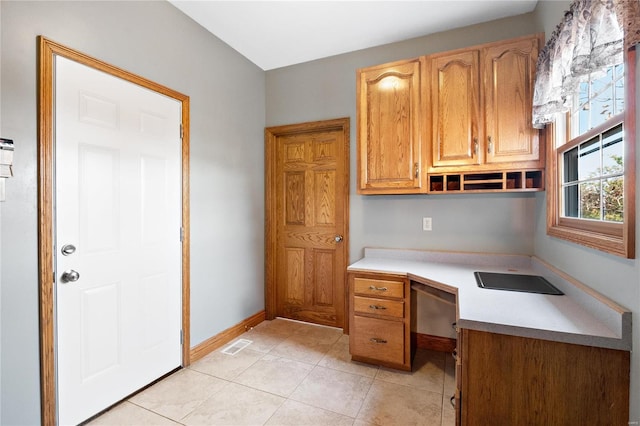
180,330 -> 184,345
180,227 -> 184,242
180,124 -> 184,139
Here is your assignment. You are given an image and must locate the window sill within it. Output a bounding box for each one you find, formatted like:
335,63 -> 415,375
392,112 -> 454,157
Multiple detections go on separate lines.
547,222 -> 633,258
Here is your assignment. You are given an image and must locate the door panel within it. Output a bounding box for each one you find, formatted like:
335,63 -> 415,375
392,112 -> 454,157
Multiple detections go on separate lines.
431,51 -> 481,167
358,60 -> 423,192
55,55 -> 182,425
484,37 -> 540,164
313,249 -> 334,306
81,282 -> 121,378
271,123 -> 348,329
78,144 -> 120,253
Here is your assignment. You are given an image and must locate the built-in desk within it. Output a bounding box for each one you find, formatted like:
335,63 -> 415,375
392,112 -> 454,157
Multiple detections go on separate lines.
347,248 -> 632,425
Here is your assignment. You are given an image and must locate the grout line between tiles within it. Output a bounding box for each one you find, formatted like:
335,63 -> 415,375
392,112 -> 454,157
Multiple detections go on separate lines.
92,321 -> 455,425
260,397 -> 288,426
179,378 -> 234,422
351,368 -> 376,424
125,400 -> 187,426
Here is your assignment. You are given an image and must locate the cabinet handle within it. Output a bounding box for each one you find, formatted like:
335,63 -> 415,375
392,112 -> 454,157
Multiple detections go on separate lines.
370,337 -> 388,344
369,286 -> 388,291
488,136 -> 493,154
452,349 -> 458,362
452,322 -> 458,333
414,162 -> 419,179
450,395 -> 456,408
369,304 -> 387,310
473,138 -> 478,156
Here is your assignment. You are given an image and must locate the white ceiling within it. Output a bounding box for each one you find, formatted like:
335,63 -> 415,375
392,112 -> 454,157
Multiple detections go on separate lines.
168,1 -> 538,71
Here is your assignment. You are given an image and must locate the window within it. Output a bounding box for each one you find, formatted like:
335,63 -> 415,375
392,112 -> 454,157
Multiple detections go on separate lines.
547,51 -> 635,258
561,64 -> 625,223
570,64 -> 625,136
562,121 -> 624,222
532,0 -> 639,258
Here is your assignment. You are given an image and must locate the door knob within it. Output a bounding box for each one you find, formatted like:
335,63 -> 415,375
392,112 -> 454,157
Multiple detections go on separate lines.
61,270 -> 80,283
334,235 -> 343,243
61,244 -> 76,256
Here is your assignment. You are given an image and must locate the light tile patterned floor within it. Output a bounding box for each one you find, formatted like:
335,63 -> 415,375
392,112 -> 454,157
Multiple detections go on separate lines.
88,318 -> 456,426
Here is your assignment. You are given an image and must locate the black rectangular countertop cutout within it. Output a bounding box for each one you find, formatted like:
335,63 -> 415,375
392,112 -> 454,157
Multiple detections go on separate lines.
474,272 -> 564,295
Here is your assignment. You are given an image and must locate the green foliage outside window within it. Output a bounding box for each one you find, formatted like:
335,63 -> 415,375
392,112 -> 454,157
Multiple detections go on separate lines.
579,154 -> 623,222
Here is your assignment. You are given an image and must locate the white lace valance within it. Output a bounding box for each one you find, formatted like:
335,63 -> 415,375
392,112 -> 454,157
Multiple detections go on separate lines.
532,0 -> 639,129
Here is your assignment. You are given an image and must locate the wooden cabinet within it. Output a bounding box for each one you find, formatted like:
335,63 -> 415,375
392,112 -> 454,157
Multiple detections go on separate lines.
348,272 -> 412,370
429,34 -> 542,172
457,328 -> 630,425
430,50 -> 481,168
484,36 -> 540,165
452,322 -> 462,426
356,33 -> 544,194
357,58 -> 425,194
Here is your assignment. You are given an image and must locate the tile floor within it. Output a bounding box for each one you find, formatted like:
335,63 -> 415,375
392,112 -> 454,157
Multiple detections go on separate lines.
88,318 -> 456,426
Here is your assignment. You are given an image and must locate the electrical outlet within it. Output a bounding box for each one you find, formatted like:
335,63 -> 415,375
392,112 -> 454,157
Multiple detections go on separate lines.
422,217 -> 432,231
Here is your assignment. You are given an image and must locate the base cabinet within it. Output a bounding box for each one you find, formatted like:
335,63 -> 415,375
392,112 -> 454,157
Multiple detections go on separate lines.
458,329 -> 630,425
348,272 -> 412,371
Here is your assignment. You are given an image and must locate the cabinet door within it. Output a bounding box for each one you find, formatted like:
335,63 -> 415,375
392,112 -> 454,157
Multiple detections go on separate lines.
357,59 -> 423,193
454,323 -> 462,426
484,37 -> 540,164
431,50 -> 481,168
461,329 -> 630,425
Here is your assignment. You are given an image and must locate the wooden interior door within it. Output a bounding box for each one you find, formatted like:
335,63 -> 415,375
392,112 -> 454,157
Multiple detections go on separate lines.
265,118 -> 349,329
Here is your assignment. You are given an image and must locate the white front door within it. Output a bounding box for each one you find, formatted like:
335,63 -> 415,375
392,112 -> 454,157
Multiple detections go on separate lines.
54,56 -> 182,425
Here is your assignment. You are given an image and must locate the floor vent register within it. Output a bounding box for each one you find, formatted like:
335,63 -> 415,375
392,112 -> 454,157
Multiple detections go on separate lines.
221,339 -> 253,355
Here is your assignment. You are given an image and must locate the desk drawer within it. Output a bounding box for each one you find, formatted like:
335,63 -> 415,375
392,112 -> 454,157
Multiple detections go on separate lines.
350,316 -> 404,365
353,277 -> 404,298
353,296 -> 404,318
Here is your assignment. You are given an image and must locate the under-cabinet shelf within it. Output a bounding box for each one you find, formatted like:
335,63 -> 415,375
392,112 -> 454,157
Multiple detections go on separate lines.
428,170 -> 544,193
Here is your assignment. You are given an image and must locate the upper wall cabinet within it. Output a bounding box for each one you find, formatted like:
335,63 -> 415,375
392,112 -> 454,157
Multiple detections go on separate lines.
429,34 -> 543,173
357,58 -> 425,194
357,34 -> 545,195
485,36 -> 541,165
430,50 -> 481,168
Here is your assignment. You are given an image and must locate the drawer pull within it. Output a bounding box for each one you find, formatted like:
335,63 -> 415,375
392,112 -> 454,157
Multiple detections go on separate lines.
369,337 -> 387,344
450,395 -> 456,408
369,304 -> 387,310
369,285 -> 388,291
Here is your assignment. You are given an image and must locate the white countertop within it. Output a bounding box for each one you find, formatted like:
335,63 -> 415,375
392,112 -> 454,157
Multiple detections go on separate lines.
348,248 -> 632,351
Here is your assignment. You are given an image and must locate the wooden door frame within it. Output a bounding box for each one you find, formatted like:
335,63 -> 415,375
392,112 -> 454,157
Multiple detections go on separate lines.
264,118 -> 350,331
37,36 -> 191,426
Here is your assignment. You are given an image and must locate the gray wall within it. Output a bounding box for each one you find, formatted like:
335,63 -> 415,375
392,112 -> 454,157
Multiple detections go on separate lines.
266,14 -> 539,339
0,1 -> 265,424
266,4 -> 640,419
532,1 -> 640,421
2,0 -> 638,423
266,13 -> 540,264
